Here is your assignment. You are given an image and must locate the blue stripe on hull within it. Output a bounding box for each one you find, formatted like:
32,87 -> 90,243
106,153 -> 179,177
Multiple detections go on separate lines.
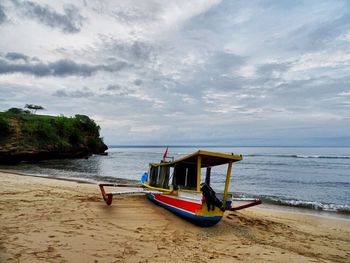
146,193 -> 222,227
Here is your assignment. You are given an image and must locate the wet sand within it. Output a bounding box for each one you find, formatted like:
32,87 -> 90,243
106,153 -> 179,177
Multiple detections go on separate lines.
0,171 -> 349,262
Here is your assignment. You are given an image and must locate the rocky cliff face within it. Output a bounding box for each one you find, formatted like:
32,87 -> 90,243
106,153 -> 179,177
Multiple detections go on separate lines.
0,113 -> 108,164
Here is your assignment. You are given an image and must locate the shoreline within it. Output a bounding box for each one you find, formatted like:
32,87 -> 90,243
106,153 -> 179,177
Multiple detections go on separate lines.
1,168 -> 349,221
1,170 -> 350,262
257,203 -> 350,221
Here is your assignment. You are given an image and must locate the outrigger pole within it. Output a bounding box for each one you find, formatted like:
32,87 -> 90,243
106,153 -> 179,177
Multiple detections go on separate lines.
99,183 -> 162,206
99,183 -> 261,210
230,198 -> 262,211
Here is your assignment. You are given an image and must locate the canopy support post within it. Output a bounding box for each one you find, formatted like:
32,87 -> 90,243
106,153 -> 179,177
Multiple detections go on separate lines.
197,155 -> 202,192
223,161 -> 233,204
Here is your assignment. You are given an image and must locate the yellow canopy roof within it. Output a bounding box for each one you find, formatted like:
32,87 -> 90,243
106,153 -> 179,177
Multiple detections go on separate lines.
151,150 -> 242,168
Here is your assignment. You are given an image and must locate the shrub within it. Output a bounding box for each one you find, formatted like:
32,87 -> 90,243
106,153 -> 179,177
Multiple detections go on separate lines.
6,108 -> 29,114
54,116 -> 72,138
19,120 -> 58,145
75,114 -> 100,136
0,117 -> 10,136
34,122 -> 58,143
1,110 -> 105,151
68,129 -> 83,145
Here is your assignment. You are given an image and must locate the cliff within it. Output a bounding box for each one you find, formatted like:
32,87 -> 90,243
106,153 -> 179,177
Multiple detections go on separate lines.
0,112 -> 108,164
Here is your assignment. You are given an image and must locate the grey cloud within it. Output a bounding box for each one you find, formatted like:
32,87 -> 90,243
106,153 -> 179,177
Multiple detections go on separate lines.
111,8 -> 158,23
131,41 -> 153,61
1,1 -> 350,145
52,85 -> 133,99
53,89 -> 69,97
53,87 -> 94,98
101,37 -> 155,63
105,84 -> 133,96
173,51 -> 247,95
0,4 -> 6,24
134,79 -> 142,86
291,12 -> 350,51
21,1 -> 85,33
106,84 -> 122,91
207,52 -> 245,72
0,56 -> 128,77
257,62 -> 291,76
5,52 -> 29,62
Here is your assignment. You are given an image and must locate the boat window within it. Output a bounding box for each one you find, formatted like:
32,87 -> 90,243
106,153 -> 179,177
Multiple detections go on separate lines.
149,165 -> 170,189
172,164 -> 197,190
149,166 -> 159,187
159,166 -> 170,189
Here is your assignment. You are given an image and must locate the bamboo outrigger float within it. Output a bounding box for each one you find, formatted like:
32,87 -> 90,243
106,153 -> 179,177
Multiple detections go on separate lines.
99,150 -> 261,227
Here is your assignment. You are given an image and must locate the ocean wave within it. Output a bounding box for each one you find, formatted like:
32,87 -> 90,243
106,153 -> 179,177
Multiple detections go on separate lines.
89,175 -> 139,184
245,154 -> 350,159
271,199 -> 350,214
234,193 -> 350,214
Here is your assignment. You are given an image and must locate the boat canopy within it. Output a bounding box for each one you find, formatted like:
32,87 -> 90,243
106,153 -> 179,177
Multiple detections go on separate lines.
151,150 -> 242,168
147,150 -> 243,200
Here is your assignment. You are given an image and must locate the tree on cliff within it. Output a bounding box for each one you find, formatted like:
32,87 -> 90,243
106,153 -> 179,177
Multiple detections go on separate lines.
6,108 -> 30,114
25,104 -> 45,114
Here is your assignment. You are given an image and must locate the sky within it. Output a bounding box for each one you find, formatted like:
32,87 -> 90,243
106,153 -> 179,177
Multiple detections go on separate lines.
0,0 -> 349,146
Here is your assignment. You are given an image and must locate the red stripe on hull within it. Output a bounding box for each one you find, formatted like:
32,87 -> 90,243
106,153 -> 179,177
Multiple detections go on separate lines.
153,194 -> 202,213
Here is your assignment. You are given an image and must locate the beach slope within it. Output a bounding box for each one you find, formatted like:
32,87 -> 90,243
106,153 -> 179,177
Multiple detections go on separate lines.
0,171 -> 349,262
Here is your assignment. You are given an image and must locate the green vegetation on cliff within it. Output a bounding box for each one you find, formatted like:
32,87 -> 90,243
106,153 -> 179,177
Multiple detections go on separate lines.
0,110 -> 108,163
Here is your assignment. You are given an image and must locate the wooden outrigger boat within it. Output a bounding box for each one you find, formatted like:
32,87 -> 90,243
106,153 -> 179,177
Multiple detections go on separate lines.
99,150 -> 261,227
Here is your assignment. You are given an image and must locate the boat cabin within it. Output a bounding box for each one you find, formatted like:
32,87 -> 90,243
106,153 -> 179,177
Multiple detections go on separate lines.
148,150 -> 242,200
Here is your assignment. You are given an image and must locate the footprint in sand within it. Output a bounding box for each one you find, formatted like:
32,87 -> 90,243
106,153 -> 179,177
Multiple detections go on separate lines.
45,246 -> 55,253
134,227 -> 143,233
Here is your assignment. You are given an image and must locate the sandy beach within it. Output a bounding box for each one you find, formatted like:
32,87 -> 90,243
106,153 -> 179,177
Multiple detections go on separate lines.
0,171 -> 349,263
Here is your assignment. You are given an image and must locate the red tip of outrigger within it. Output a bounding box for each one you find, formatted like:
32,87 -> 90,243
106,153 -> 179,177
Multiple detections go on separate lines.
229,199 -> 262,211
99,184 -> 114,206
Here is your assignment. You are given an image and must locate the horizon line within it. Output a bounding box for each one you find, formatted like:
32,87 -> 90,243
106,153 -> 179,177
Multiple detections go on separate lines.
107,145 -> 350,148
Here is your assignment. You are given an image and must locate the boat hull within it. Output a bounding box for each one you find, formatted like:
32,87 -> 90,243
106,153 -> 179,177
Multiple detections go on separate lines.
146,193 -> 222,227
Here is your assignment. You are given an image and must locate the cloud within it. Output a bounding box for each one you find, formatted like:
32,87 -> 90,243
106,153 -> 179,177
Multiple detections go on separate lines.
133,79 -> 142,86
99,38 -> 155,64
19,1 -> 85,33
106,84 -> 121,91
104,84 -> 133,96
0,55 -> 128,77
5,52 -> 29,62
0,4 -> 6,24
289,11 -> 350,52
1,0 -> 350,145
338,91 -> 350,96
53,87 -> 94,98
256,62 -> 291,78
52,84 -> 134,99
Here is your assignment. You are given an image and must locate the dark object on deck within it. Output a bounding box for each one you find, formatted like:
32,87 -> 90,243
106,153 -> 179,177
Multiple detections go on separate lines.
201,183 -> 224,211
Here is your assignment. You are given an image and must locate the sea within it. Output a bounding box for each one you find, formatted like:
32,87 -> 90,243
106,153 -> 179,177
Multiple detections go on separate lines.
1,146 -> 349,215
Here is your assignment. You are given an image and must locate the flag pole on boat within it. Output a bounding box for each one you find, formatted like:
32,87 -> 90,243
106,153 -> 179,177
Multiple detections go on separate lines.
163,146 -> 168,161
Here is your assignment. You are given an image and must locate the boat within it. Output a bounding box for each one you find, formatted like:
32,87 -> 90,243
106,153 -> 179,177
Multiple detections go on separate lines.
99,150 -> 261,227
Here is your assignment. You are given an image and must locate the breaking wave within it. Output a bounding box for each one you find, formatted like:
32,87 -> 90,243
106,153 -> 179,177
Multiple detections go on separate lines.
245,154 -> 350,159
234,193 -> 350,214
